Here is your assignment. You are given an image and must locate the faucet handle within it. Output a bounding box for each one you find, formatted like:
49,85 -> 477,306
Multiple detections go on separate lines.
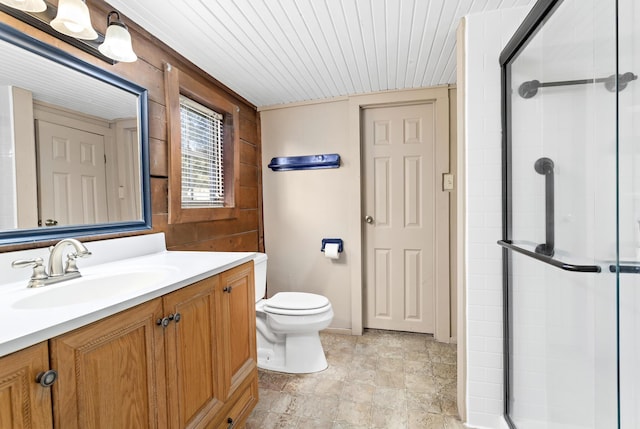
64,249 -> 91,274
12,258 -> 48,288
65,254 -> 79,273
12,257 -> 45,272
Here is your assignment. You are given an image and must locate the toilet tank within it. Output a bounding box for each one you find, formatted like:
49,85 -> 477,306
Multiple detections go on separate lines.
253,253 -> 268,302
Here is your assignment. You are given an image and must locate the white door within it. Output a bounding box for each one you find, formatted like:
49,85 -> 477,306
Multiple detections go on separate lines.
36,120 -> 108,227
363,103 -> 444,333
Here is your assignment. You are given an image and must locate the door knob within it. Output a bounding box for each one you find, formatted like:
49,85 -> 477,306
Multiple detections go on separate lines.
364,215 -> 374,224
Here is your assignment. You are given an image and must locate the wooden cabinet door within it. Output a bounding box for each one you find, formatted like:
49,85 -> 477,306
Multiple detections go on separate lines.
163,276 -> 224,429
50,299 -> 166,429
0,342 -> 53,429
218,262 -> 257,400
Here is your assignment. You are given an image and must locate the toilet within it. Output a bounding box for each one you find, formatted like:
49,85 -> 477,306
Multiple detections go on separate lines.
253,253 -> 334,373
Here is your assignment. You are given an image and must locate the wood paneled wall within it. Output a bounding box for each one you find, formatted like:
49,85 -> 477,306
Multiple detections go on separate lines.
0,0 -> 264,253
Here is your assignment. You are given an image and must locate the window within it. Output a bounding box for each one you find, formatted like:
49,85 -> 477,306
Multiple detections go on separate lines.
165,63 -> 240,224
179,96 -> 224,208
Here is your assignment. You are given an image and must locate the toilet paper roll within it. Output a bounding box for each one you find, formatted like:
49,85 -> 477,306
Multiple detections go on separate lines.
324,243 -> 340,259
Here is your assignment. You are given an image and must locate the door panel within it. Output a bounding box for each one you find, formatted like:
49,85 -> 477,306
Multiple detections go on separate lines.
36,120 -> 108,227
363,103 -> 441,333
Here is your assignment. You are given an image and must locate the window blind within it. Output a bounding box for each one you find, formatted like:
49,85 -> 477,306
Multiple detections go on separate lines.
179,95 -> 224,208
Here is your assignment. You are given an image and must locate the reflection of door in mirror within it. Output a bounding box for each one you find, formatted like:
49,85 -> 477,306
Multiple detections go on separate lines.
36,120 -> 108,227
30,102 -> 138,228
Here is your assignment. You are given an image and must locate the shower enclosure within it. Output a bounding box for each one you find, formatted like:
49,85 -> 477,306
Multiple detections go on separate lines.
499,0 -> 639,427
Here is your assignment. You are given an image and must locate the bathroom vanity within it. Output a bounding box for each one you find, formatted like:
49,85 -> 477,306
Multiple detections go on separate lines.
0,234 -> 258,429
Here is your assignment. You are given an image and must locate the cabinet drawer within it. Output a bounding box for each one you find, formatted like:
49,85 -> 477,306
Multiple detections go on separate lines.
215,376 -> 258,429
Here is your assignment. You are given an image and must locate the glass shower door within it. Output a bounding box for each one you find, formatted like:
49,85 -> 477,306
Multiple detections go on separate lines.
617,0 -> 640,427
499,0 -> 628,427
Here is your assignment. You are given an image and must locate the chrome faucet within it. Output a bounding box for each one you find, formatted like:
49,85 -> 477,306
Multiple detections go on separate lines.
12,238 -> 92,288
47,238 -> 92,277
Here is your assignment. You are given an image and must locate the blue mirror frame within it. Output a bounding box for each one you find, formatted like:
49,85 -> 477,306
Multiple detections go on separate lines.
0,22 -> 151,246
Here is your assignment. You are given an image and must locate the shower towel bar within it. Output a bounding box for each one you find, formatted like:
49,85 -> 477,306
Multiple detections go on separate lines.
498,240 -> 601,273
609,265 -> 640,274
519,71 -> 637,98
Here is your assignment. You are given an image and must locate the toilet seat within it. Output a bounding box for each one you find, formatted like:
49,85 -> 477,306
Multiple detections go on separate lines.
263,292 -> 331,316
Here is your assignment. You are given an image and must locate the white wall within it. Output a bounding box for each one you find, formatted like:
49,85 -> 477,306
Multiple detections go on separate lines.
463,7 -> 530,429
261,99 -> 355,330
13,87 -> 38,228
0,85 -> 17,230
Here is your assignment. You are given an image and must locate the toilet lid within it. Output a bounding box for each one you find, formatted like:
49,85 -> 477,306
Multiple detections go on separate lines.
264,292 -> 329,311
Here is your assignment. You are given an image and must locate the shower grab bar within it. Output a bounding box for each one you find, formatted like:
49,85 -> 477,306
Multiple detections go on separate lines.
534,157 -> 555,256
519,72 -> 637,98
498,240 -> 601,273
609,265 -> 640,274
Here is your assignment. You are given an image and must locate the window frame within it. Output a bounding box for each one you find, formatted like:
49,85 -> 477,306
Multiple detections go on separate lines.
164,63 -> 240,224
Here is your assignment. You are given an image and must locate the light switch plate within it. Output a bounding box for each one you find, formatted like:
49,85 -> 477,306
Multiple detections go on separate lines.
443,173 -> 454,191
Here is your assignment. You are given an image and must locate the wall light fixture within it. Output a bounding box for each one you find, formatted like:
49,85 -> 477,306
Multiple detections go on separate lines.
50,0 -> 97,40
0,0 -> 137,63
98,11 -> 136,63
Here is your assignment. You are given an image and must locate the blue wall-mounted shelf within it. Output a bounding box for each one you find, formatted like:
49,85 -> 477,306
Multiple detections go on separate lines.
268,154 -> 340,171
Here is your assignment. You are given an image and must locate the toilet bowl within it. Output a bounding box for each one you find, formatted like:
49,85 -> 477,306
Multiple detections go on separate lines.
253,253 -> 333,373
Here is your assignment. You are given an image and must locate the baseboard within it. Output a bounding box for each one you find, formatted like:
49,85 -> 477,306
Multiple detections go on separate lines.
321,327 -> 353,335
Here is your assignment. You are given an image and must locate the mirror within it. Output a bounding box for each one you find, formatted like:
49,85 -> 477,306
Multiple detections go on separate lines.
0,22 -> 150,245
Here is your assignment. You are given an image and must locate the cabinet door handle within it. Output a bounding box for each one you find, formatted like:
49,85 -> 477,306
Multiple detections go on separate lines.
173,313 -> 181,323
36,370 -> 58,387
227,417 -> 234,429
156,317 -> 170,327
223,286 -> 232,293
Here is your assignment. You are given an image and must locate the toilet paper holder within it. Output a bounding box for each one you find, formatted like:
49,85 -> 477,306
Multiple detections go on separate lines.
321,238 -> 343,253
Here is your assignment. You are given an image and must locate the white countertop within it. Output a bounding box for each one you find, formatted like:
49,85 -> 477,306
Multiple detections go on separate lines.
0,233 -> 257,357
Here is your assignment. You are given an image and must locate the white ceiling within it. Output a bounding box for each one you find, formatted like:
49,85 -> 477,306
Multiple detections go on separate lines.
107,0 -> 533,108
0,37 -> 138,120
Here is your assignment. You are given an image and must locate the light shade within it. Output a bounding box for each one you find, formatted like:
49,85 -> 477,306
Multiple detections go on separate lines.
98,11 -> 137,62
0,0 -> 46,12
50,0 -> 97,40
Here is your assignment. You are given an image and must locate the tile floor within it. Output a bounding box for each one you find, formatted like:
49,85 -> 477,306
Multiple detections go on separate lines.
245,329 -> 464,429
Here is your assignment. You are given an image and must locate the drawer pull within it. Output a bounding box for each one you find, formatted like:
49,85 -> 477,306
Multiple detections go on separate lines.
227,417 -> 234,429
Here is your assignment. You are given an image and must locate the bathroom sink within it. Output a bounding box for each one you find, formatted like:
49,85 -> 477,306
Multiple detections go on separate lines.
11,267 -> 177,309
